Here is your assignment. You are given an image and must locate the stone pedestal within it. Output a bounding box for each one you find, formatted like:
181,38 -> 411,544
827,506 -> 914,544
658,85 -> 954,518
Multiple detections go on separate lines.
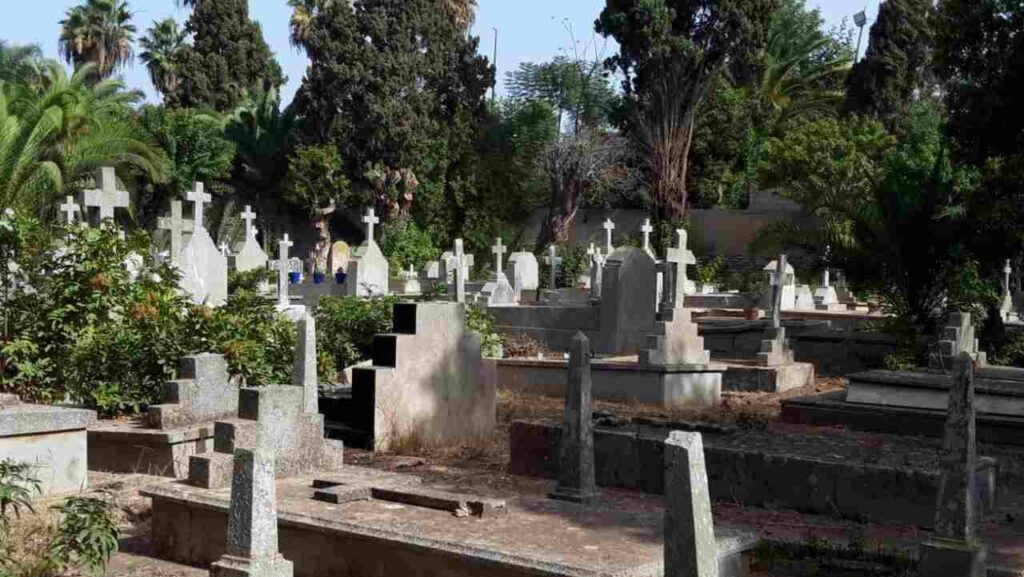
550,332 -> 597,505
664,431 -> 718,577
756,327 -> 794,367
0,394 -> 95,495
918,537 -> 986,577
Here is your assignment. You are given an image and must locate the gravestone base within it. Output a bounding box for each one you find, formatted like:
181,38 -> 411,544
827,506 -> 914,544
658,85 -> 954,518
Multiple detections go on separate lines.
88,421 -> 213,478
918,538 -> 986,577
718,360 -> 815,392
1,395 -> 95,494
548,485 -> 599,505
210,554 -> 294,577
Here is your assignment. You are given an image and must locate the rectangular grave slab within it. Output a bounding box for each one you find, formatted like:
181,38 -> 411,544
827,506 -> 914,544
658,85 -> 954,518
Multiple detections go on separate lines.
845,369 -> 1024,417
0,395 -> 95,495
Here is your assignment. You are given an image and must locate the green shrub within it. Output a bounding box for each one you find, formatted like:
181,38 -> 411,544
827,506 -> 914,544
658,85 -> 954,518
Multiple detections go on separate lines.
228,268 -> 275,293
695,256 -> 725,287
316,295 -> 398,372
0,460 -> 39,532
466,305 -> 503,358
380,219 -> 438,273
48,495 -> 119,575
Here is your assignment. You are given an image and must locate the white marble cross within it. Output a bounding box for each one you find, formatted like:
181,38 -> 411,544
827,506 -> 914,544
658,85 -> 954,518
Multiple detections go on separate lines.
491,237 -> 507,273
80,166 -> 129,222
587,243 -> 596,260
603,218 -> 616,254
546,244 -> 562,290
641,218 -> 654,253
241,205 -> 258,239
665,229 -> 696,305
822,268 -> 831,288
453,238 -> 468,303
219,242 -> 230,258
1005,260 -> 1013,294
403,264 -> 418,281
157,200 -> 194,265
277,234 -> 293,306
185,182 -> 211,232
363,207 -> 380,243
60,196 -> 80,224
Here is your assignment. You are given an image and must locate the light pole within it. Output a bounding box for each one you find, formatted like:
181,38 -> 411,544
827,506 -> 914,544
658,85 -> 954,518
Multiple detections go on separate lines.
854,10 -> 867,62
491,27 -> 498,103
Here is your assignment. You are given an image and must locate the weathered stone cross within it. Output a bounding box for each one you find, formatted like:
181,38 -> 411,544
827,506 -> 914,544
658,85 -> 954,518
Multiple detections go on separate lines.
185,182 -> 211,232
603,218 -> 616,254
241,205 -> 258,240
453,238 -> 468,303
60,196 -> 80,224
80,167 -> 129,222
219,242 -> 230,258
157,200 -> 194,265
491,237 -> 507,273
1004,260 -> 1012,295
665,229 -> 696,307
641,218 -> 654,253
770,253 -> 788,329
277,234 -> 293,307
363,207 -> 379,243
547,244 -> 562,290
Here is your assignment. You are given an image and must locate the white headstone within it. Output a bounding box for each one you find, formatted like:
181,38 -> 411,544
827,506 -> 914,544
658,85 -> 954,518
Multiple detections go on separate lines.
157,200 -> 194,266
185,182 -> 211,231
665,229 -> 697,304
276,235 -> 293,307
177,182 -> 227,306
545,245 -> 562,289
795,284 -> 816,310
79,166 -> 129,223
344,208 -> 389,297
234,206 -> 269,273
453,239 -> 468,303
603,218 -> 616,254
60,196 -> 80,225
505,252 -> 539,293
641,218 -> 654,257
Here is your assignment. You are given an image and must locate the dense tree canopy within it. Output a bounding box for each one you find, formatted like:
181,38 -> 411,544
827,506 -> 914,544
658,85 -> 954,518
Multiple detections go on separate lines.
166,0 -> 284,112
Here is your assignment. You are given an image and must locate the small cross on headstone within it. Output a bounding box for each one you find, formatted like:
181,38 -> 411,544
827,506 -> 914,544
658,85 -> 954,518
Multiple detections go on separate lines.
241,205 -> 258,240
157,200 -> 194,265
277,234 -> 294,307
79,166 -> 129,222
641,218 -> 654,253
362,207 -> 380,243
60,196 -> 80,225
491,237 -> 507,273
603,218 -> 616,254
185,182 -> 211,232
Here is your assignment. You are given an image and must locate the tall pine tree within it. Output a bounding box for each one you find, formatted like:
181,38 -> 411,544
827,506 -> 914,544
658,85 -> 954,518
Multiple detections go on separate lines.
844,0 -> 933,127
167,0 -> 284,112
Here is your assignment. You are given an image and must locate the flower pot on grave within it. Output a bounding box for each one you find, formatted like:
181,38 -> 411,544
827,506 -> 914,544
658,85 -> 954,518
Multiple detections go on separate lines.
313,272 -> 326,284
335,271 -> 347,285
289,271 -> 302,284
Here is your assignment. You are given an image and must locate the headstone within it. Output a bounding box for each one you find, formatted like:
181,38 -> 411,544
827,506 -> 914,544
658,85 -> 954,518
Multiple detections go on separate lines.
641,251 -> 711,366
665,229 -> 697,300
275,235 -> 293,307
480,237 -> 516,305
641,218 -> 655,258
757,254 -> 795,366
545,245 -> 562,289
422,260 -> 440,280
451,239 -> 469,303
603,218 -> 616,254
398,265 -> 422,295
157,200 -> 194,266
794,284 -> 816,310
813,268 -> 841,310
344,208 -> 389,296
764,255 -> 796,319
589,247 -> 606,300
209,438 -> 294,577
60,196 -> 80,225
664,431 -> 718,577
600,248 -> 658,353
550,332 -> 597,504
918,352 -> 987,577
1000,260 -> 1014,322
285,307 -> 318,415
235,206 -> 269,273
78,166 -> 129,224
147,354 -> 238,429
505,252 -> 539,295
178,182 -> 228,306
935,312 -> 983,369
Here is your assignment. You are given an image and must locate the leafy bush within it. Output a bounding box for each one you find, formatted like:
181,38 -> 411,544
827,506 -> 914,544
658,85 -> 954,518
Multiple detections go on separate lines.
48,495 -> 119,575
380,219 -> 439,273
316,295 -> 398,372
695,256 -> 725,287
0,460 -> 39,532
228,268 -> 275,293
539,245 -> 590,289
466,305 -> 502,358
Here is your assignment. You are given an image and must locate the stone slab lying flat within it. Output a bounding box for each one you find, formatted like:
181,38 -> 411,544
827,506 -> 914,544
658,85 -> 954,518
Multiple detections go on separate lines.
509,419 -> 998,527
88,419 -> 214,478
715,359 -> 815,392
0,397 -> 96,495
142,466 -> 758,577
782,389 -> 1024,446
846,369 -> 1024,416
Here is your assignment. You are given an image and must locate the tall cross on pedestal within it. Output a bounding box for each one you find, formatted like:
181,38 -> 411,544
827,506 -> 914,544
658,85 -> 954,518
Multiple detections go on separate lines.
185,182 -> 211,232
241,205 -> 258,240
1004,259 -> 1012,295
603,218 -> 616,254
491,237 -> 507,274
157,200 -> 194,265
547,244 -> 562,290
277,234 -> 294,306
770,253 -> 788,329
453,238 -> 468,303
79,167 -> 129,222
641,218 -> 654,254
362,207 -> 379,244
665,229 -> 696,309
60,196 -> 80,225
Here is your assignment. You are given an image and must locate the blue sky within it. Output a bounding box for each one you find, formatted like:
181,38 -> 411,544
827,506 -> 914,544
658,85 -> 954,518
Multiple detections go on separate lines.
0,0 -> 880,105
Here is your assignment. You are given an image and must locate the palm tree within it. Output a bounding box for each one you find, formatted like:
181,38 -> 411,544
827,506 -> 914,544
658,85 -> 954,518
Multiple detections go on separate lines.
0,62 -> 166,218
58,0 -> 136,81
140,19 -> 188,98
0,42 -> 44,87
288,0 -> 327,51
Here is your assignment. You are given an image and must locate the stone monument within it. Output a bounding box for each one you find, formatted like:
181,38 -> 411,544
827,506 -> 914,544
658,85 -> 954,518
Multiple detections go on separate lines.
664,431 -> 718,577
178,182 -> 228,306
345,208 -> 389,296
234,206 -> 269,273
550,332 -> 597,504
480,237 -> 517,305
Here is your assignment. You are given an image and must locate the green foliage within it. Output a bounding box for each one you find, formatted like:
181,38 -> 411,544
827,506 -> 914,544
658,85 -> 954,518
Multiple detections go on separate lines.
140,18 -> 188,99
466,305 -> 502,359
283,145 -> 353,216
506,55 -> 618,133
695,256 -> 725,287
315,296 -> 397,372
845,0 -> 934,129
559,245 -> 589,288
228,268 -> 274,294
379,219 -> 438,273
58,0 -> 136,82
0,218 -> 293,415
0,460 -> 40,532
0,42 -> 44,87
167,0 -> 284,112
48,495 -> 119,575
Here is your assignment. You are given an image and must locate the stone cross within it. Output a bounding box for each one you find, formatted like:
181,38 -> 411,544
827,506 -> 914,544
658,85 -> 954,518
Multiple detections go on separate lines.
219,242 -> 230,258
294,312 -> 318,414
664,431 -> 717,577
209,440 -> 294,577
491,237 -> 507,274
547,244 -> 561,290
241,205 -> 258,240
185,182 -> 211,232
587,243 -> 596,261
665,229 -> 696,308
277,235 -> 293,307
822,268 -> 831,288
454,239 -> 467,304
157,200 -> 193,265
641,218 -> 654,253
80,166 -> 129,222
770,253 -> 788,329
550,332 -> 597,504
1004,260 -> 1012,295
362,207 -> 379,243
60,196 -> 80,224
603,218 -> 616,254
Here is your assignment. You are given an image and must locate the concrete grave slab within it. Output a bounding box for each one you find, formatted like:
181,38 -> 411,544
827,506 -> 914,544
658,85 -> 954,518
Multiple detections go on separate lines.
0,395 -> 95,495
